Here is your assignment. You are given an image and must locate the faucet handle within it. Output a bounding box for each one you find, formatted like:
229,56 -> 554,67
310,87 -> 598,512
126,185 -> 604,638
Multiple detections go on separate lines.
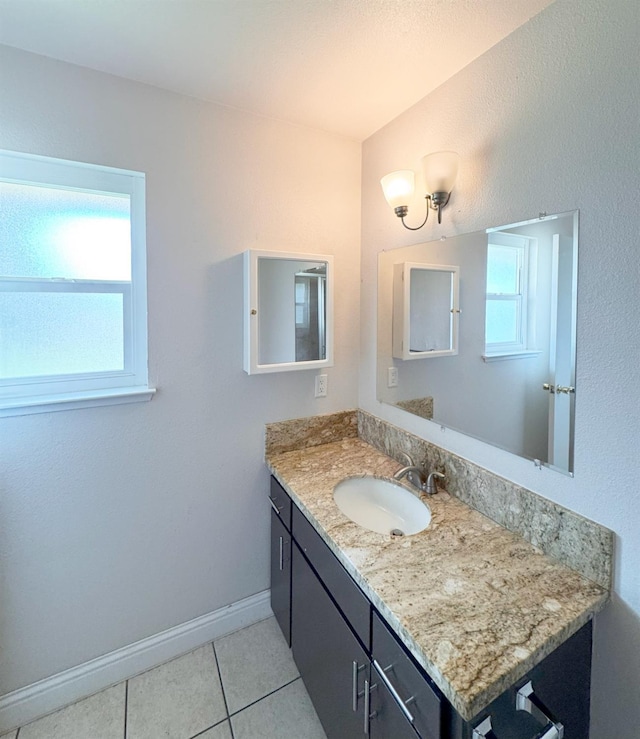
425,471 -> 445,495
398,451 -> 415,467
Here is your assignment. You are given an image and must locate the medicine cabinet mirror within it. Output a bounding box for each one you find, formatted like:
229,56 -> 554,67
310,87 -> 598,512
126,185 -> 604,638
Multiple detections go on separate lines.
377,211 -> 578,475
244,250 -> 334,374
393,263 -> 460,360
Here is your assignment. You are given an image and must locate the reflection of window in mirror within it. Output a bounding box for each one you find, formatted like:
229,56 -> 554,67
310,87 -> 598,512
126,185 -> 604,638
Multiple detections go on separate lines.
484,232 -> 539,360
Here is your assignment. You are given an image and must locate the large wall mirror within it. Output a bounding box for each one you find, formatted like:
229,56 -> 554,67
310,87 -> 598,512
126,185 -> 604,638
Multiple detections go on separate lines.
244,250 -> 334,374
377,211 -> 578,475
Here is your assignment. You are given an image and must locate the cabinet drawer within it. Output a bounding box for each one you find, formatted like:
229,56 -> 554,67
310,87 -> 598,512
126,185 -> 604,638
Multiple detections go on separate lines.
292,504 -> 370,649
372,611 -> 442,739
269,476 -> 292,531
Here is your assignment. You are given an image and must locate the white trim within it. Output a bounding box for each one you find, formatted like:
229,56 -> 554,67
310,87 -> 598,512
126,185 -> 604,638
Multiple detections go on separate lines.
243,249 -> 334,374
0,590 -> 272,733
0,149 -> 150,408
0,386 -> 156,417
482,350 -> 542,363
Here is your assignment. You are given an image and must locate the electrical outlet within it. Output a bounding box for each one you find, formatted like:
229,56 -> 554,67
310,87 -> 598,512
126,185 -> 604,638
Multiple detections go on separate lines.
315,374 -> 328,398
388,367 -> 398,387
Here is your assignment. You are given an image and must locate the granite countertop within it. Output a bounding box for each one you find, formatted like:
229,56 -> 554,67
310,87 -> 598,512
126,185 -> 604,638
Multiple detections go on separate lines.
266,437 -> 609,722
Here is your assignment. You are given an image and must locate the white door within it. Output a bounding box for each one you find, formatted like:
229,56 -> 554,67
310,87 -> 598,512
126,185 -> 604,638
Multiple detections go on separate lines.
547,234 -> 576,470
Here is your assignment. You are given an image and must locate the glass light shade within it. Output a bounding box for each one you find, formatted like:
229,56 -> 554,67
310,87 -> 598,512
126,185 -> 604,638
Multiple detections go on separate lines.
380,170 -> 415,209
421,151 -> 459,194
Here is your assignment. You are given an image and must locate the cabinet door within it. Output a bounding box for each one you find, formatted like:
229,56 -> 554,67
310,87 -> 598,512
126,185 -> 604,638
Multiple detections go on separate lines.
292,542 -> 369,739
270,508 -> 291,646
292,503 -> 370,647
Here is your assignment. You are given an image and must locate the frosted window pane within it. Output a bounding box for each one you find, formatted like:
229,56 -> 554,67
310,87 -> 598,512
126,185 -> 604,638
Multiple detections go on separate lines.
486,299 -> 519,344
486,244 -> 519,294
0,292 -> 124,378
0,181 -> 131,280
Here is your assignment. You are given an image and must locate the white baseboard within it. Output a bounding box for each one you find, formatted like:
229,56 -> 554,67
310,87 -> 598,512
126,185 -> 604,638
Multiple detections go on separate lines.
0,589 -> 272,733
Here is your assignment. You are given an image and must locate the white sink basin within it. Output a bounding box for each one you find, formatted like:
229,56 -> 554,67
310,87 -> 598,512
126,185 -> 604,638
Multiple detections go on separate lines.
333,476 -> 431,536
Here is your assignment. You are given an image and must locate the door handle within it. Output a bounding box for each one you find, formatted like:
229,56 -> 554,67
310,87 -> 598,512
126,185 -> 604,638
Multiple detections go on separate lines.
543,383 -> 575,395
556,385 -> 575,394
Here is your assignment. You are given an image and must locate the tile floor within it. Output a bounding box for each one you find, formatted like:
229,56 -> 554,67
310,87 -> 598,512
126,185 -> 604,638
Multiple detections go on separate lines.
2,617 -> 327,739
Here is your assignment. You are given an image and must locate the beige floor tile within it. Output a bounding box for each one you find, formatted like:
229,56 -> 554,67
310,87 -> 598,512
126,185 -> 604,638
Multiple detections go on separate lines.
18,683 -> 125,739
231,679 -> 326,739
214,617 -> 299,714
196,720 -> 233,739
0,731 -> 18,739
126,645 -> 226,739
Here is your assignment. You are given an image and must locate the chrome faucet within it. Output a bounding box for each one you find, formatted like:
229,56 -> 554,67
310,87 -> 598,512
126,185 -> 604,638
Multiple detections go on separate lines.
393,453 -> 445,495
393,463 -> 427,490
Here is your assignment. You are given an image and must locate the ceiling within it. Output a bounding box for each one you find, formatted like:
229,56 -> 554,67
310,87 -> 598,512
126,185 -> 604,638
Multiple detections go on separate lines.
0,0 -> 554,141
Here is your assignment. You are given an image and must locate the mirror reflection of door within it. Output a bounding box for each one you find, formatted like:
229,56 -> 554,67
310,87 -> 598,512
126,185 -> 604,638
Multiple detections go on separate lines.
294,268 -> 326,362
547,234 -> 576,469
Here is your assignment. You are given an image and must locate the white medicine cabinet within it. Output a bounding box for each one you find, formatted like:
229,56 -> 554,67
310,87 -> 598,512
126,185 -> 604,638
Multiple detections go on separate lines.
392,262 -> 460,360
243,250 -> 334,374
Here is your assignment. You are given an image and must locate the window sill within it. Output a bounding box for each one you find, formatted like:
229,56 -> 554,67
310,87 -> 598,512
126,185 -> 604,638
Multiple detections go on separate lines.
482,350 -> 542,363
0,386 -> 156,418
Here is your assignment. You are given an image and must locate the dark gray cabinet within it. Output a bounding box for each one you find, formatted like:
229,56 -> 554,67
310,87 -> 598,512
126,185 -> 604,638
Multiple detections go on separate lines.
367,671 -> 421,738
269,475 -> 592,739
450,621 -> 592,739
371,612 -> 442,739
291,501 -> 370,645
270,508 -> 291,646
292,540 -> 369,738
269,477 -> 293,646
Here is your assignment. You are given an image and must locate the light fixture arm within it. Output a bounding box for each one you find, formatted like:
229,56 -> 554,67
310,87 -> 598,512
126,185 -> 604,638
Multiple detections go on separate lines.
394,196 -> 430,230
395,191 -> 451,230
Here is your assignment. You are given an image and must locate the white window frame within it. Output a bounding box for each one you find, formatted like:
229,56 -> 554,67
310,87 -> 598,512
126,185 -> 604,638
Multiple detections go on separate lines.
483,232 -> 540,362
0,150 -> 155,417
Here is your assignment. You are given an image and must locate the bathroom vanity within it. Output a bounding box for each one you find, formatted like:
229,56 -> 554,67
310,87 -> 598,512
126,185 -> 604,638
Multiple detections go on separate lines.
265,420 -> 609,739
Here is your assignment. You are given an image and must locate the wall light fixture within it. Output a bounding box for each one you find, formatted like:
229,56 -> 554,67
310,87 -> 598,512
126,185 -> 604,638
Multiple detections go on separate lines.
380,151 -> 459,230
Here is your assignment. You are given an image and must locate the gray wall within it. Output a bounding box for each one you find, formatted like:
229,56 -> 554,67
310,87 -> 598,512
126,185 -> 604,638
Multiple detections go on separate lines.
360,0 -> 640,735
1,0 -> 639,734
0,44 -> 361,694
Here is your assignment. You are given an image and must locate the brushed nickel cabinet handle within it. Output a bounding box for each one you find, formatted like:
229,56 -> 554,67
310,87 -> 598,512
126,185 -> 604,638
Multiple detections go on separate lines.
352,661 -> 366,711
363,680 -> 377,735
268,497 -> 281,514
472,715 -> 499,738
372,660 -> 415,723
516,681 -> 564,739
